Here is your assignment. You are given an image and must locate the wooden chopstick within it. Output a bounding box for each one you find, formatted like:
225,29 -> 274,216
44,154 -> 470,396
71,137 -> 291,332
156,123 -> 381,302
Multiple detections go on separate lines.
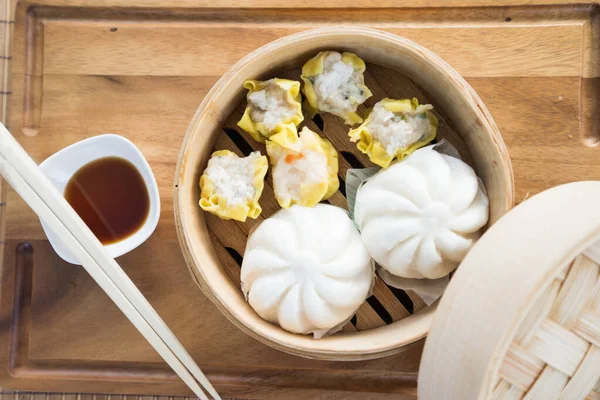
0,124 -> 221,400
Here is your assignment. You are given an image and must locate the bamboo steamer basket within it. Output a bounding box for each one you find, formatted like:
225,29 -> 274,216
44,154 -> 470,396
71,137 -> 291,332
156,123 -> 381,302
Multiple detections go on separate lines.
419,181 -> 600,400
174,27 -> 514,360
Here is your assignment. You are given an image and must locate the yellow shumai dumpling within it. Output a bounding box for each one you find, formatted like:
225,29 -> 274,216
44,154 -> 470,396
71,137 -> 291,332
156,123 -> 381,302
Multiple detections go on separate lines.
301,51 -> 372,125
348,98 -> 438,168
237,78 -> 304,143
199,150 -> 268,222
266,127 -> 339,208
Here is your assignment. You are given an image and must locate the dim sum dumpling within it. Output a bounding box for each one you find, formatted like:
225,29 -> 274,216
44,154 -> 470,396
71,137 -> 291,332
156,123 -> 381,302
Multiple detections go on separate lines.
349,98 -> 438,168
301,51 -> 372,125
237,78 -> 304,143
266,126 -> 339,208
199,150 -> 268,222
355,146 -> 489,279
241,204 -> 374,338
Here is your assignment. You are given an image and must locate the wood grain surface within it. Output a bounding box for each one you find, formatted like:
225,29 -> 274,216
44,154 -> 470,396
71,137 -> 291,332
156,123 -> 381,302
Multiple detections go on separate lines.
0,0 -> 599,399
6,0 -> 600,9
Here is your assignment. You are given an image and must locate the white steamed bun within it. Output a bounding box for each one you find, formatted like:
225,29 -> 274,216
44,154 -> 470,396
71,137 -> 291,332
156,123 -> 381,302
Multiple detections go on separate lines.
241,204 -> 373,338
355,146 -> 489,279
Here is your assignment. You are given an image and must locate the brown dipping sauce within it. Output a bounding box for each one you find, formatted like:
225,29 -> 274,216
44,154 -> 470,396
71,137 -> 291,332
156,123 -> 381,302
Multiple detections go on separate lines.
65,157 -> 150,245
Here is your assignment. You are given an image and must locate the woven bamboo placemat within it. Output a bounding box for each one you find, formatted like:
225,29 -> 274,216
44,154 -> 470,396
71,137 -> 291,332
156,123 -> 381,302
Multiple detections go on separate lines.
0,388 -> 227,400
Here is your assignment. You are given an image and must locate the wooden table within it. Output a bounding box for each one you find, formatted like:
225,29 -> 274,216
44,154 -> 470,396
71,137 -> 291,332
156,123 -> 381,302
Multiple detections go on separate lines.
0,0 -> 598,398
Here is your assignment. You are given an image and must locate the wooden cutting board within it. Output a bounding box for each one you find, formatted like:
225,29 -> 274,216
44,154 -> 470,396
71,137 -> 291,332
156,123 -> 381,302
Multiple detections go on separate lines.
0,0 -> 599,399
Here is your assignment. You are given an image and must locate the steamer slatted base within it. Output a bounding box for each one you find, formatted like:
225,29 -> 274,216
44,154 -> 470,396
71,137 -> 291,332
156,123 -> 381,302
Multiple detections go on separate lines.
496,247 -> 600,400
205,63 -> 471,334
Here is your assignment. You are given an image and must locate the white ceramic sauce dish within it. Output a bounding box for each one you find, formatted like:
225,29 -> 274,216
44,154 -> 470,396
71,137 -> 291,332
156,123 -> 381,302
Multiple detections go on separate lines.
38,134 -> 160,265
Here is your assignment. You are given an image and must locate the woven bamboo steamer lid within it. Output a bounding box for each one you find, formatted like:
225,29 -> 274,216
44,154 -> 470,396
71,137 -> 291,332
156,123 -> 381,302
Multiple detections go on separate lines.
419,181 -> 600,400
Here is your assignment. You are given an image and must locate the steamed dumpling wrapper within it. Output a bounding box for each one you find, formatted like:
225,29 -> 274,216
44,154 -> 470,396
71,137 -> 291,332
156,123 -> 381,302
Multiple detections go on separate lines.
354,146 -> 489,279
301,51 -> 372,125
237,78 -> 304,143
377,267 -> 449,306
266,126 -> 339,208
199,150 -> 268,222
241,204 -> 374,338
348,98 -> 438,168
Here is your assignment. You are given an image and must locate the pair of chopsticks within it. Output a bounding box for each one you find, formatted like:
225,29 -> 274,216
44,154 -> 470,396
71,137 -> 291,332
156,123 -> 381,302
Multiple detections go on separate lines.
0,123 -> 220,400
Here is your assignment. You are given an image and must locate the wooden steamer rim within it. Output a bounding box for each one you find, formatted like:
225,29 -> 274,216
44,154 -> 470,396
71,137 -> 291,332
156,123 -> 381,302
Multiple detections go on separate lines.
419,181 -> 600,399
174,27 -> 514,360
